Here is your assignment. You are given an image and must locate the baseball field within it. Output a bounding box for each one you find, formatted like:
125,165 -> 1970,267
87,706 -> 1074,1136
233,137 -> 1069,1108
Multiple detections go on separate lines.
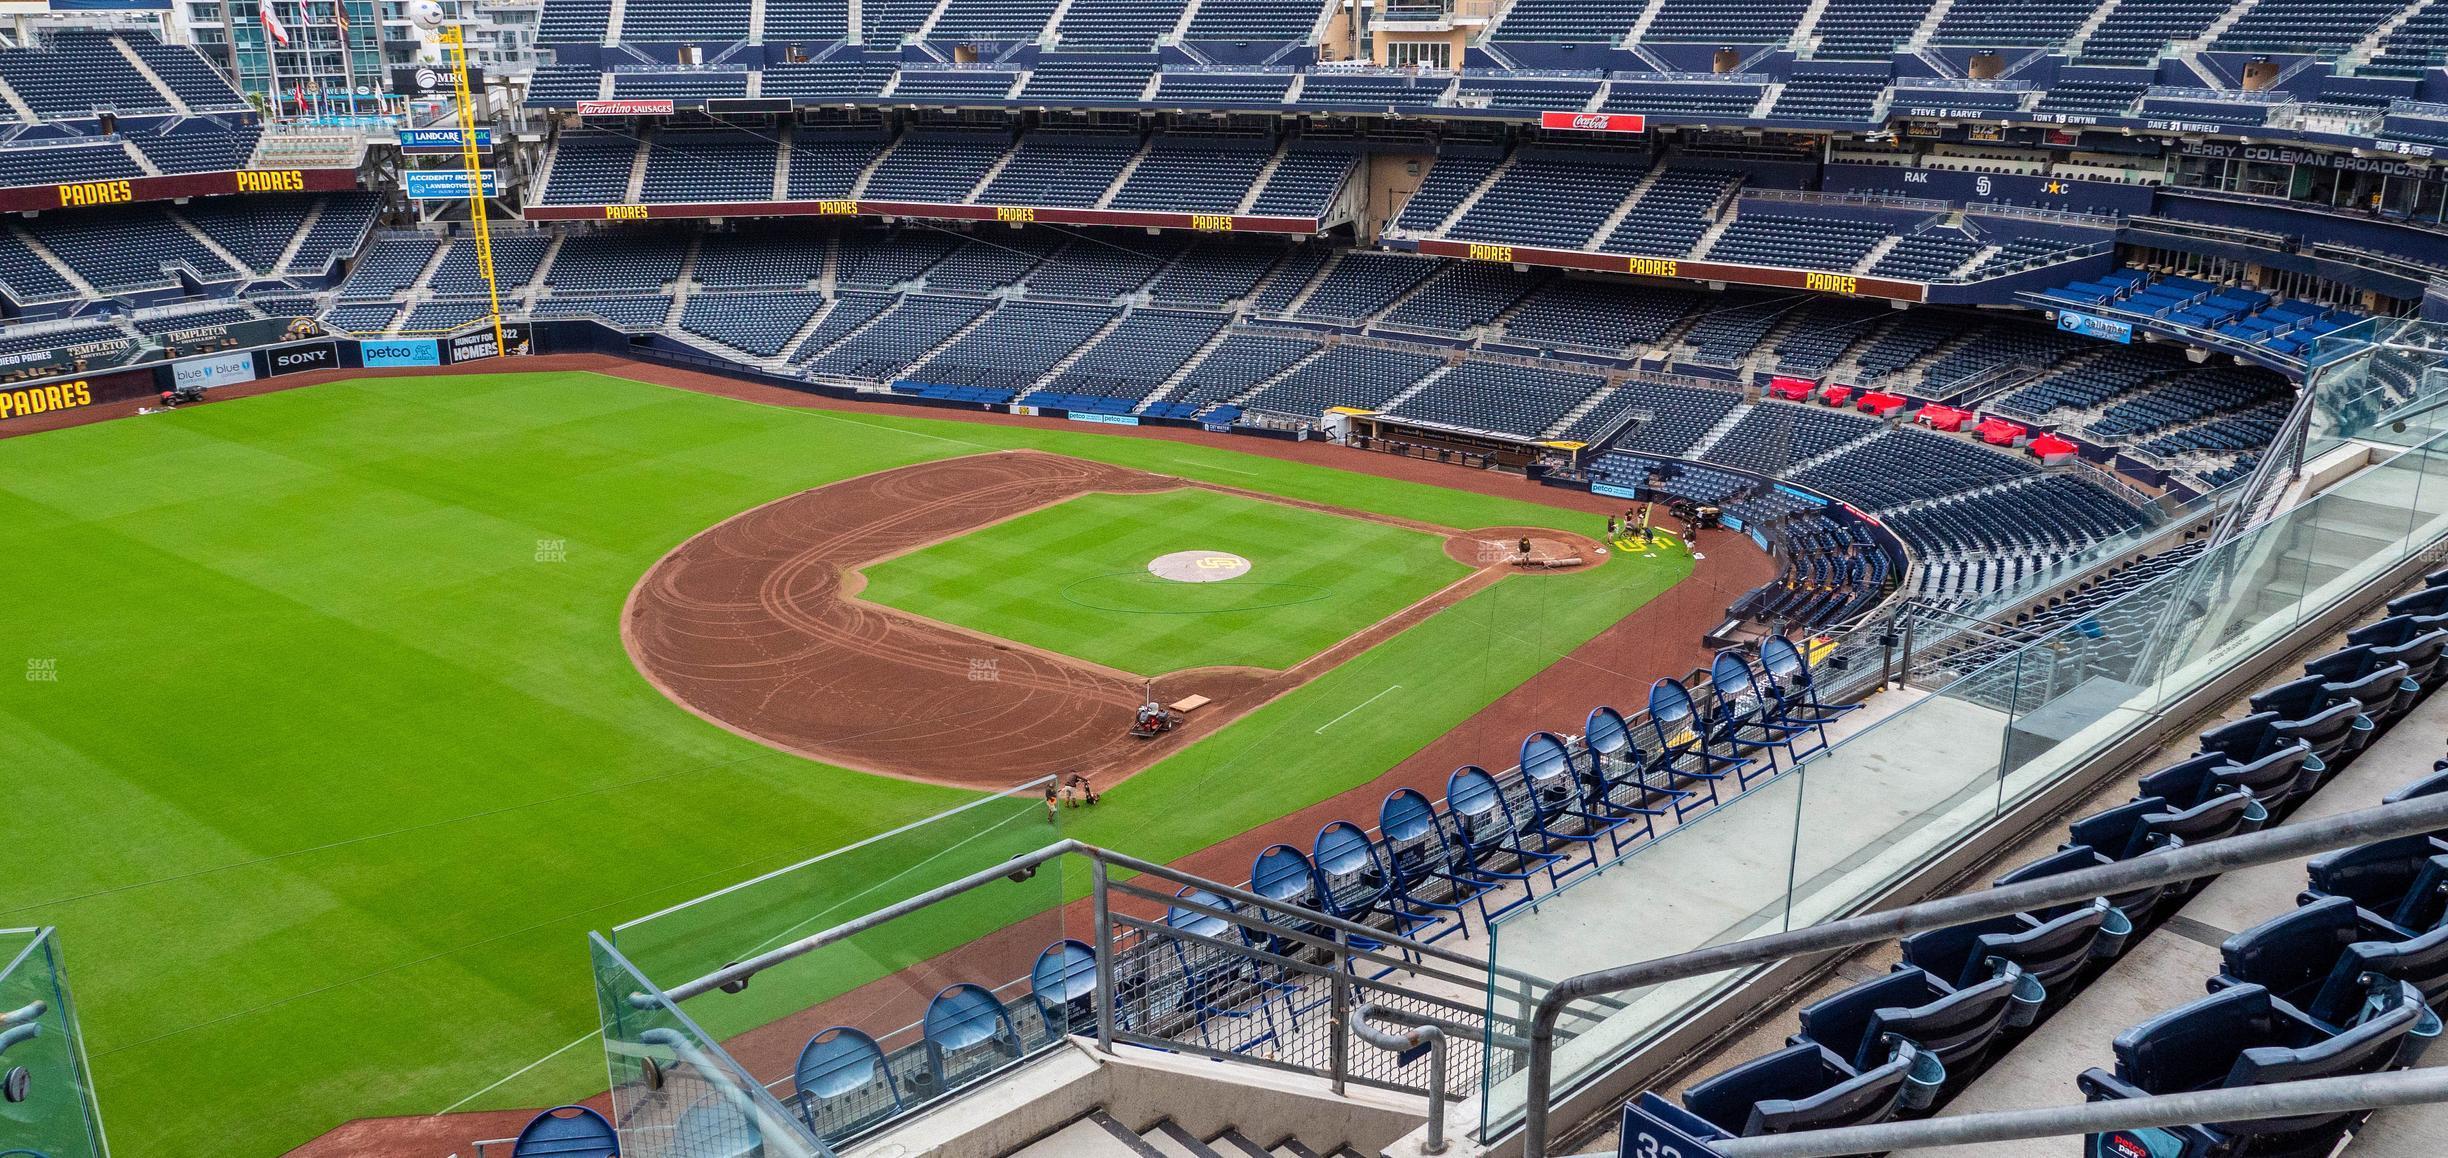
0,368 -> 1693,1157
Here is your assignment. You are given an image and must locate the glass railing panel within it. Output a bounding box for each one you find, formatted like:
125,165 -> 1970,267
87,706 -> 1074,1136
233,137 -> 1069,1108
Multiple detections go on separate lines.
0,928 -> 108,1158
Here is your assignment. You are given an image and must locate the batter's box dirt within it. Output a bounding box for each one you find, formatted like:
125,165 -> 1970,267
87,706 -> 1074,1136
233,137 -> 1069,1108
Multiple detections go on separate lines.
621,450 -> 1602,789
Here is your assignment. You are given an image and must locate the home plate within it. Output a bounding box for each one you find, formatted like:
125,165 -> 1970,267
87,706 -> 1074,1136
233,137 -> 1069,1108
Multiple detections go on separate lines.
1148,550 -> 1251,582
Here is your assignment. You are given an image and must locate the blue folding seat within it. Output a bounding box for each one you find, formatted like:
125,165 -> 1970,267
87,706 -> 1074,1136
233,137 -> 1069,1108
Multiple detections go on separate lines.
1706,650 -> 1826,769
2250,675 -> 2377,763
1161,887 -> 1287,1051
1583,704 -> 1699,823
1520,731 -> 1644,869
1444,766 -> 1565,913
2300,835 -> 2448,938
793,1027 -> 900,1140
1900,900 -> 2125,992
2077,979 -> 2434,1158
922,983 -> 1021,1089
1375,788 -> 1481,940
1681,1041 -> 1942,1138
1759,634 -> 1859,722
1793,964 -> 2040,1075
1644,678 -> 1769,803
2386,768 -> 2448,805
1315,820 -> 1433,956
2215,896 -> 2448,1024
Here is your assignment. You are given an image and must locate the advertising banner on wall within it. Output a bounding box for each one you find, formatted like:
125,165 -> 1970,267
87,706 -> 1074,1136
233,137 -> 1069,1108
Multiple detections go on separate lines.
398,128 -> 494,154
2056,309 -> 2135,344
403,169 -> 500,199
576,99 -> 675,117
444,323 -> 532,363
171,350 -> 259,389
264,340 -> 340,376
1541,111 -> 1645,133
359,339 -> 442,368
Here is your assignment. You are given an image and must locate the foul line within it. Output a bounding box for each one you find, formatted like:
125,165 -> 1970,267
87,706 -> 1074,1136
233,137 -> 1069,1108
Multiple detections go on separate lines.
1314,684 -> 1402,734
433,1027 -> 601,1116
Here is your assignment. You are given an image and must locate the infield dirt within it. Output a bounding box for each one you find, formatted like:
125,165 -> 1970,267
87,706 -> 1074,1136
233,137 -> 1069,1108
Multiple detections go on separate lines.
624,448 -> 1603,788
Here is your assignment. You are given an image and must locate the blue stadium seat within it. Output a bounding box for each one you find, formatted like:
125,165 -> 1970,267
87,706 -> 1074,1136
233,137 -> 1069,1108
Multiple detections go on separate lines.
1900,900 -> 2124,991
2062,790 -> 2263,862
509,1106 -> 618,1158
2300,835 -> 2448,939
793,1026 -> 899,1140
1029,940 -> 1097,1033
1793,963 -> 2039,1074
2076,979 -> 2434,1158
922,983 -> 1021,1089
2216,896 -> 2448,1025
1681,1041 -> 1940,1138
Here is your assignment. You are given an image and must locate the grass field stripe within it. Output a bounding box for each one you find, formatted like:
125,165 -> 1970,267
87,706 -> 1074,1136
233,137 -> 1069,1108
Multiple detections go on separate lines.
614,776 -> 1051,933
1313,684 -> 1403,734
432,1028 -> 601,1117
0,744 -> 785,921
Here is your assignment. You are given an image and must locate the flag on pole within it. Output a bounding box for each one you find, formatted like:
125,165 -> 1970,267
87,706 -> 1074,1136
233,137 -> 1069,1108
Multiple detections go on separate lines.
333,1 -> 350,31
261,2 -> 292,46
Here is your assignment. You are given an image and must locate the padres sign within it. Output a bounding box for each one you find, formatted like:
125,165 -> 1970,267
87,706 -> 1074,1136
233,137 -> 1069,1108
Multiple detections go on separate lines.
0,378 -> 94,420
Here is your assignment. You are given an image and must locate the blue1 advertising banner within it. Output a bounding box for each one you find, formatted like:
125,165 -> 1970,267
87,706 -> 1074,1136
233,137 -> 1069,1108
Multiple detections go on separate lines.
171,350 -> 258,389
2056,309 -> 2135,344
402,169 -> 501,200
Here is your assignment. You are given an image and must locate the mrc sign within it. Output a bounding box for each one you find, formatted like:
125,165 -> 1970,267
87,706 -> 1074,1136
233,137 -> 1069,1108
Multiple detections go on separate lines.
1541,111 -> 1647,134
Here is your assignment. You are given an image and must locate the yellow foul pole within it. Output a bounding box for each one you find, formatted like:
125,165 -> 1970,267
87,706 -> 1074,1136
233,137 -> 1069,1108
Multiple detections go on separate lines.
440,25 -> 504,353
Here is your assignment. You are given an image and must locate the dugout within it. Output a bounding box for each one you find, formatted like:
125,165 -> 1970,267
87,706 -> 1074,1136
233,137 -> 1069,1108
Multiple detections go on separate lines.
1342,410 -> 1589,472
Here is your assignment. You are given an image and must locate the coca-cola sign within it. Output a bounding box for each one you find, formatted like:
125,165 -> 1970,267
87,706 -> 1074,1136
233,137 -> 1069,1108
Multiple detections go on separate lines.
1540,111 -> 1646,133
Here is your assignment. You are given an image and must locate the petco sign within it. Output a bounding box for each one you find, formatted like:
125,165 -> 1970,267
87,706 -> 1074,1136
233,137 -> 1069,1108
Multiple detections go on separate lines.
359,339 -> 441,367
1540,111 -> 1646,134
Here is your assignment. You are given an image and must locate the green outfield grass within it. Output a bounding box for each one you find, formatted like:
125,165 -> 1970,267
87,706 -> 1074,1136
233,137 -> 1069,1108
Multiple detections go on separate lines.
0,370 -> 1690,1158
859,489 -> 1470,674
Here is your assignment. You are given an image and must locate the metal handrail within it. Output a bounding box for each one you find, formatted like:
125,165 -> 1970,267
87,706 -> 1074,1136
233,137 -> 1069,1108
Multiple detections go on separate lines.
1709,1068 -> 2448,1158
1516,793 -> 2448,1155
1356,1004 -> 1452,1154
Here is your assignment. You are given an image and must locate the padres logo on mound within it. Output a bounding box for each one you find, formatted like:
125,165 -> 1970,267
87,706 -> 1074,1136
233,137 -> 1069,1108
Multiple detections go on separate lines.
1148,550 -> 1252,583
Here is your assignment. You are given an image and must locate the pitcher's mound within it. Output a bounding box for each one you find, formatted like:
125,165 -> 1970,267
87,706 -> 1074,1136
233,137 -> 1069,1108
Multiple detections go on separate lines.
1148,550 -> 1252,583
